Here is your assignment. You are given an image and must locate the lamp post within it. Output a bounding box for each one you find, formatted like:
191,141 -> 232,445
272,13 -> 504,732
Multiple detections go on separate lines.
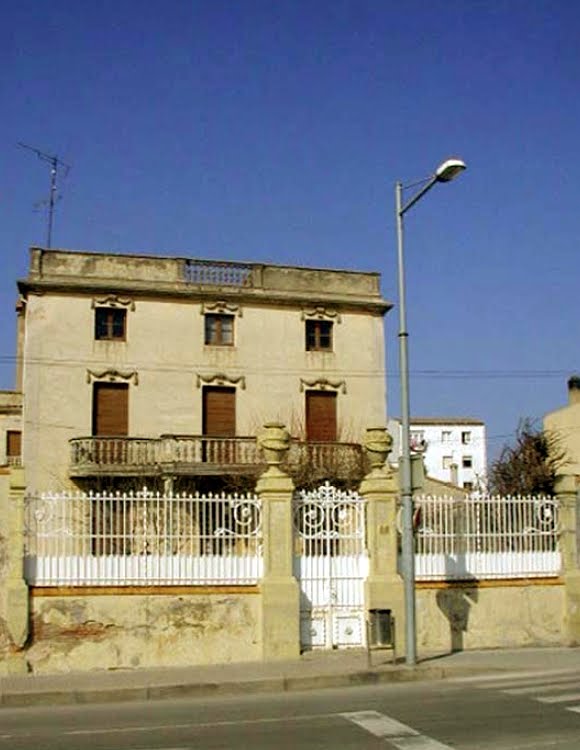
396,157 -> 466,666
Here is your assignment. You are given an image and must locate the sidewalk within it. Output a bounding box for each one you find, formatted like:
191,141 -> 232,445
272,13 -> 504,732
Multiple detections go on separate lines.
2,646 -> 580,708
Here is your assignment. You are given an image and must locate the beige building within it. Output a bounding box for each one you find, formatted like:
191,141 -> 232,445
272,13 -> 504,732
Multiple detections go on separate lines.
544,376 -> 580,478
16,247 -> 390,491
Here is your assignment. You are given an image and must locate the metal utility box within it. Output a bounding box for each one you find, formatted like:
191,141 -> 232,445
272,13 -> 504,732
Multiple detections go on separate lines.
367,609 -> 396,665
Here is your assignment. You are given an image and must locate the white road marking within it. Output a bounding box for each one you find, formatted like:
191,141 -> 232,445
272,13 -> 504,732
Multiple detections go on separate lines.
0,712 -> 338,744
452,669 -> 580,686
504,680 -> 580,696
64,711 -> 338,736
537,692 -> 580,703
341,710 -> 454,749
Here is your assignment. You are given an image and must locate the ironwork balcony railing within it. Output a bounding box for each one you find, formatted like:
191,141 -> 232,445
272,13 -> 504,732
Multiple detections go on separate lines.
69,435 -> 364,480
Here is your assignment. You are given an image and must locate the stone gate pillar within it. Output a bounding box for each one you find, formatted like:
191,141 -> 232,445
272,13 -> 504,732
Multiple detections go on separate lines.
0,466 -> 29,673
256,423 -> 300,660
359,427 -> 405,655
557,474 -> 580,644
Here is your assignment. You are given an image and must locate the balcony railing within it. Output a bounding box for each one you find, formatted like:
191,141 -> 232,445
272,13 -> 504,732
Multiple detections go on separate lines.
69,436 -> 364,480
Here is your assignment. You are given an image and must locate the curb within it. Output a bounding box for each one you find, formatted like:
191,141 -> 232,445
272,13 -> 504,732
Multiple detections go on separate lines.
0,664 -> 503,709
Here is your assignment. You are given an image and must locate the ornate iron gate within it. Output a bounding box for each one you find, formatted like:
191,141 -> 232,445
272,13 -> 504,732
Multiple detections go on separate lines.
293,482 -> 368,649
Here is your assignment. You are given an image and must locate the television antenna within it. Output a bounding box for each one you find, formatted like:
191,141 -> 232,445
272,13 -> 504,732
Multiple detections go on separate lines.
18,142 -> 71,248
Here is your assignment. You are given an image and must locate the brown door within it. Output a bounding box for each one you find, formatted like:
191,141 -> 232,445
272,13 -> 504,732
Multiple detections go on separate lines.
92,383 -> 129,436
306,391 -> 337,441
203,387 -> 236,436
6,430 -> 22,463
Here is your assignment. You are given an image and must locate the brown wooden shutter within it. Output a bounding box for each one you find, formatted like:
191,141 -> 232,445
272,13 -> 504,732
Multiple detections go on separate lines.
306,391 -> 337,442
203,387 -> 236,436
6,430 -> 21,457
92,383 -> 129,436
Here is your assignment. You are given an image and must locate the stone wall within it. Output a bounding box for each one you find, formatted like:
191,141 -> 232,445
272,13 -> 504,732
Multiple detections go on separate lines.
27,591 -> 261,674
0,469 -> 13,662
417,582 -> 564,653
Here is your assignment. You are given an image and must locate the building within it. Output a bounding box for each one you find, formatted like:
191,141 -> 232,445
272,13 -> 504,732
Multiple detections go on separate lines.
15,247 -> 391,491
387,417 -> 487,490
544,376 -> 580,478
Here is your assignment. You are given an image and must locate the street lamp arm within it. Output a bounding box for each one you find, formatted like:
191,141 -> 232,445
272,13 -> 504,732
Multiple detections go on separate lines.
398,175 -> 438,217
398,158 -> 466,217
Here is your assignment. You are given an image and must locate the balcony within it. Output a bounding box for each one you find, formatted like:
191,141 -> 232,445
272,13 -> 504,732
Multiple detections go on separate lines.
69,435 -> 364,482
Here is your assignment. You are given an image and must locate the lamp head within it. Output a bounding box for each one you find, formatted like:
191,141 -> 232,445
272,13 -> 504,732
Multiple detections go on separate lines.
435,158 -> 466,183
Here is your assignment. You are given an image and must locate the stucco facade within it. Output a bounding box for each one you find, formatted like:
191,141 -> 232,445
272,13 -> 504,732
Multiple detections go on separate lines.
544,377 -> 580,478
18,247 -> 390,491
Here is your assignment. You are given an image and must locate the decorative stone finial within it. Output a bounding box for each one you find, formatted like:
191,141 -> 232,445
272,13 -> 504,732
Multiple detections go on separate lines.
258,423 -> 291,467
363,427 -> 392,470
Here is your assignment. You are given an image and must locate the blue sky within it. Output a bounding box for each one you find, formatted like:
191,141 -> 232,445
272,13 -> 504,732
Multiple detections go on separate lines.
2,0 -> 579,462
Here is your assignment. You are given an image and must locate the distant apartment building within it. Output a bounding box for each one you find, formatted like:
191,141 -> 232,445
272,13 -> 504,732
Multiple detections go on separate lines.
13,247 -> 391,491
388,417 -> 487,490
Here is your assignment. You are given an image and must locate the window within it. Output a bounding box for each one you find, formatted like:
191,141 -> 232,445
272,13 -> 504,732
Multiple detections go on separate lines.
95,308 -> 126,340
305,320 -> 333,351
441,430 -> 452,443
410,430 -> 425,450
463,481 -> 474,491
205,314 -> 234,346
442,455 -> 453,470
461,431 -> 472,445
6,430 -> 21,466
462,455 -> 473,469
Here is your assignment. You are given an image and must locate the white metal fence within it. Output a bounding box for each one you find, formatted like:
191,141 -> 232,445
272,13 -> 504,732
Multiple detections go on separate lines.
414,494 -> 560,581
24,489 -> 262,586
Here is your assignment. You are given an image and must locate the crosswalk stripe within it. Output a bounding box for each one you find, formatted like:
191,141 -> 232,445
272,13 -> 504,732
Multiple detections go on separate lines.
537,692 -> 580,703
341,710 -> 454,749
567,706 -> 580,715
452,668 -> 580,685
454,672 -> 580,690
503,680 -> 580,696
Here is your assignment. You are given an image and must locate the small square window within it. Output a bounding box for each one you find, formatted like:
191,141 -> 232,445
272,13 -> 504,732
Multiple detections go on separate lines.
461,431 -> 472,445
462,455 -> 473,468
441,430 -> 452,442
442,455 -> 453,470
305,320 -> 333,351
95,308 -> 126,340
205,314 -> 234,346
410,430 -> 426,450
463,481 -> 474,491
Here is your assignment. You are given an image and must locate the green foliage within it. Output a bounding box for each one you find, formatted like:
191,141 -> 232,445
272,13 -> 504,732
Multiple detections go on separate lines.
489,418 -> 566,496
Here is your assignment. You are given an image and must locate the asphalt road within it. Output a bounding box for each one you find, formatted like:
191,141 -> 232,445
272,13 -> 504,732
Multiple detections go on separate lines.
2,668 -> 580,749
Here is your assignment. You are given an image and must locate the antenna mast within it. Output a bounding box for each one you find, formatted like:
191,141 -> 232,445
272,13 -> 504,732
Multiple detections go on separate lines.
18,142 -> 71,248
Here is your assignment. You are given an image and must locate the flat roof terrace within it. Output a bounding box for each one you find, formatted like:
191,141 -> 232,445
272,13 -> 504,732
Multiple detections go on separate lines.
20,247 -> 392,313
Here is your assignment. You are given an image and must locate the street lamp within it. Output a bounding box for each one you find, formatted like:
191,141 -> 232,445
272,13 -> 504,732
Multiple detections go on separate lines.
396,157 -> 466,667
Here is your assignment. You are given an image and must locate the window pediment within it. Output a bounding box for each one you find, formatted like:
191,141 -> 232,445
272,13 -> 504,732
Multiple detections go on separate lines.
299,378 -> 346,394
201,301 -> 242,317
86,369 -> 139,385
196,373 -> 246,390
91,295 -> 135,311
301,306 -> 341,323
